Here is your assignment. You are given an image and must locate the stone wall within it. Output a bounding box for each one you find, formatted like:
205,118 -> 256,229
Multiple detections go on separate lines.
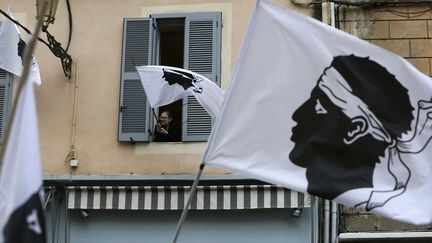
337,2 -> 432,232
339,3 -> 432,76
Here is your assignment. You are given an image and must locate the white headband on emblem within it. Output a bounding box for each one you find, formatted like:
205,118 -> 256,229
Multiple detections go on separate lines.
317,67 -> 393,145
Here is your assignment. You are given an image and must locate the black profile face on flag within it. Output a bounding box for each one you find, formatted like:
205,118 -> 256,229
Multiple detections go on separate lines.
289,55 -> 420,210
136,65 -> 224,117
3,191 -> 45,243
17,38 -> 26,65
162,68 -> 203,93
204,0 -> 432,224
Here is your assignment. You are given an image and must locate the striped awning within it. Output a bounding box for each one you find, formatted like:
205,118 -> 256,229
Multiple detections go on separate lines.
67,185 -> 311,210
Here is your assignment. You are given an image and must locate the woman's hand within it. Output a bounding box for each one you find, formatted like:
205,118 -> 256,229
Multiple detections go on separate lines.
155,123 -> 162,132
160,127 -> 168,135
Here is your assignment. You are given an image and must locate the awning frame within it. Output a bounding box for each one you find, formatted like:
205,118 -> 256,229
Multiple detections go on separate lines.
66,185 -> 311,211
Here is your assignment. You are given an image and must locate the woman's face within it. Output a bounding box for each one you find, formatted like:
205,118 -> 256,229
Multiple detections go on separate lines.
160,112 -> 172,126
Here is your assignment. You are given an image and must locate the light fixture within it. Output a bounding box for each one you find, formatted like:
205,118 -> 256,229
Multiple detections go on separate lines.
80,209 -> 89,219
36,0 -> 59,27
35,0 -> 73,79
292,208 -> 303,218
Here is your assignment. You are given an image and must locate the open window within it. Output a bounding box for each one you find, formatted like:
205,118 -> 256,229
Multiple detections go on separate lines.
118,13 -> 221,142
154,17 -> 184,142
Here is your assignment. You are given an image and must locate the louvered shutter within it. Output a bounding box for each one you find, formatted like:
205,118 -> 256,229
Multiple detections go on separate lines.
0,69 -> 13,142
182,13 -> 221,141
118,19 -> 153,142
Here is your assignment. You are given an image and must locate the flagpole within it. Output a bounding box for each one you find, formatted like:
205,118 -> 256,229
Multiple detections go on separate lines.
151,108 -> 158,121
0,2 -> 48,169
171,163 -> 205,243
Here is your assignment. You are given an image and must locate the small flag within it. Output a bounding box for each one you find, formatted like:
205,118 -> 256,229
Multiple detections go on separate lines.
0,11 -> 42,85
0,63 -> 45,242
136,65 -> 224,118
0,11 -> 24,76
204,0 -> 432,224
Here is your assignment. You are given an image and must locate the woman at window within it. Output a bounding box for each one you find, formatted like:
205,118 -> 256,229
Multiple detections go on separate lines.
154,110 -> 181,142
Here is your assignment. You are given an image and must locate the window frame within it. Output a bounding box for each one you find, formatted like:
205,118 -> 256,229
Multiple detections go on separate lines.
118,12 -> 221,143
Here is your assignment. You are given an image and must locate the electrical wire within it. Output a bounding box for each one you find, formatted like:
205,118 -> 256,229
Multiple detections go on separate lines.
331,1 -> 432,28
374,5 -> 432,18
65,0 -> 72,52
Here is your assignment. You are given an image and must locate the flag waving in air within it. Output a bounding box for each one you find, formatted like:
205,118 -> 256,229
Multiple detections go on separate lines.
0,11 -> 41,85
0,63 -> 45,242
136,65 -> 224,118
204,0 -> 432,224
0,11 -> 24,76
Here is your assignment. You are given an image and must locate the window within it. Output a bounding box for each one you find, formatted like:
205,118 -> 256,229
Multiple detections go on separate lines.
118,13 -> 221,142
0,69 -> 14,141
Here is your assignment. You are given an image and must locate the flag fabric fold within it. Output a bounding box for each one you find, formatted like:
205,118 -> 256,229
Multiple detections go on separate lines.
0,66 -> 45,242
136,65 -> 224,118
203,0 -> 432,224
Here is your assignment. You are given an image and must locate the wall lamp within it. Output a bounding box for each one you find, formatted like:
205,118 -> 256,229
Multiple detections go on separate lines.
0,0 -> 73,79
36,0 -> 73,79
36,0 -> 58,27
292,208 -> 303,218
80,209 -> 90,219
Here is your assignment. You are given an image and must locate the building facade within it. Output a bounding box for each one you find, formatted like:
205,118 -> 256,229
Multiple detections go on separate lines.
0,1 -> 316,242
1,0 -> 432,242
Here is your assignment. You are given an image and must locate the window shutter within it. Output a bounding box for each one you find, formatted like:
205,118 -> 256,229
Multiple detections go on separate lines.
118,19 -> 153,142
182,13 -> 221,141
0,69 -> 13,142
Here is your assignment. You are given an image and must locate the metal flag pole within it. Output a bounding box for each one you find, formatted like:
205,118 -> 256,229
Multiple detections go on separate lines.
151,108 -> 158,121
171,163 -> 205,243
0,1 -> 48,169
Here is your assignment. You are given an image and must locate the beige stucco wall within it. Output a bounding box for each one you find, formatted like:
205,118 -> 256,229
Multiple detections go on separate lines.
0,0 -> 313,176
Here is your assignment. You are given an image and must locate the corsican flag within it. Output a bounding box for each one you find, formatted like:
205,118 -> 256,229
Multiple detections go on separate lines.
0,12 -> 24,76
0,11 -> 42,85
136,65 -> 224,118
0,63 -> 45,241
203,0 -> 432,224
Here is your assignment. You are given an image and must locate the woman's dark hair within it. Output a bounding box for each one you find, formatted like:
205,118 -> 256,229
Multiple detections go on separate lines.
160,110 -> 172,118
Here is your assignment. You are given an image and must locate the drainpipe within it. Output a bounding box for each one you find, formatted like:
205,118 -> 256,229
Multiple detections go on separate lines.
312,197 -> 319,243
329,3 -> 337,242
331,201 -> 338,243
324,199 -> 330,243
320,2 -> 336,243
330,2 -> 336,28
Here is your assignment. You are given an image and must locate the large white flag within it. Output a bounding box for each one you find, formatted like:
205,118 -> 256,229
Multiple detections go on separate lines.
136,65 -> 224,118
0,70 -> 45,241
204,0 -> 432,224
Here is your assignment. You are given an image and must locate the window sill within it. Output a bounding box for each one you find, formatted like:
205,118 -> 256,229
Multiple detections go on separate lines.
135,141 -> 207,155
